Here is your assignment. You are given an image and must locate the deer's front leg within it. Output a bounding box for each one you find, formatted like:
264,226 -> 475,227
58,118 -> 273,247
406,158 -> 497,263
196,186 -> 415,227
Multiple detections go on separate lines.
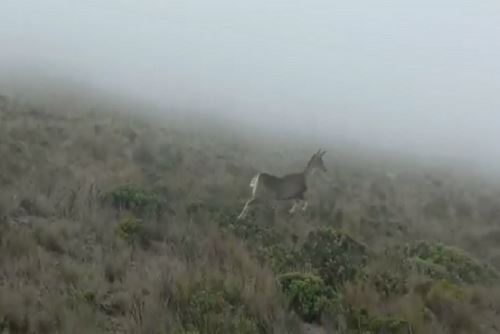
237,198 -> 258,220
289,200 -> 299,214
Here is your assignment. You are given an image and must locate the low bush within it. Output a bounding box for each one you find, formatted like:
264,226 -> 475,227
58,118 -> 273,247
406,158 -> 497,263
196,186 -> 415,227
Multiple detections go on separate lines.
406,241 -> 499,284
173,282 -> 265,334
370,270 -> 408,298
258,245 -> 303,273
420,280 -> 477,333
301,228 -> 368,288
278,272 -> 339,323
105,185 -> 167,218
346,308 -> 410,334
115,216 -> 143,245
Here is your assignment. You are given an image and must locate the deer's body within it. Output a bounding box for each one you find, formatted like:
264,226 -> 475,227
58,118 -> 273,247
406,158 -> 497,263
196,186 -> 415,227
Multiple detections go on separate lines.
237,150 -> 327,220
252,172 -> 307,200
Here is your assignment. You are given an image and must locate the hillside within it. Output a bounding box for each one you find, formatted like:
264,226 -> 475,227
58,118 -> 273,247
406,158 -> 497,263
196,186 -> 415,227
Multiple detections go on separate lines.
1,92 -> 500,334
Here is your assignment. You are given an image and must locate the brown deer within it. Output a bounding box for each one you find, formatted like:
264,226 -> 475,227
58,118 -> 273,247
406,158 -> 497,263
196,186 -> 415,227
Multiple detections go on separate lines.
237,149 -> 327,220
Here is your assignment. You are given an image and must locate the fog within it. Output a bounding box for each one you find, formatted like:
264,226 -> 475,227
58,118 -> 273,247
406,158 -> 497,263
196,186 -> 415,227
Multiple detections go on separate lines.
1,0 -> 500,172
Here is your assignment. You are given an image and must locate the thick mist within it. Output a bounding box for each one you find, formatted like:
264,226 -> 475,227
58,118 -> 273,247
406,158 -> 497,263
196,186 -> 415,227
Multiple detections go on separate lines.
1,0 -> 500,173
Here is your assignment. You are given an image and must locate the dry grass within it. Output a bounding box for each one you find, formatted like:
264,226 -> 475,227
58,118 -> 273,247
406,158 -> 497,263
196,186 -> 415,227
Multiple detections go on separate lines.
1,89 -> 500,333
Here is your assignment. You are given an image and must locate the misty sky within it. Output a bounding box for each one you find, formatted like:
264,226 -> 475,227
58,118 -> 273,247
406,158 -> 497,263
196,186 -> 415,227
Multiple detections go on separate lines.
1,0 -> 500,168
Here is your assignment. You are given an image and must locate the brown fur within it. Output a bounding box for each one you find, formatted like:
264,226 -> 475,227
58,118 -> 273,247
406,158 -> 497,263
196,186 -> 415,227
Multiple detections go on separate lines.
259,172 -> 307,200
237,149 -> 327,220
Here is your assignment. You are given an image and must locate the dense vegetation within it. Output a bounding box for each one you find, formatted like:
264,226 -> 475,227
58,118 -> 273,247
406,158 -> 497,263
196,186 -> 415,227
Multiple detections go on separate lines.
1,91 -> 500,333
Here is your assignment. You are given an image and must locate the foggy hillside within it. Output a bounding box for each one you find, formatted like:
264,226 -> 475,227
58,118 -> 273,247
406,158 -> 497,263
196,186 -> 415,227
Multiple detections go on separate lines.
1,88 -> 500,333
1,0 -> 500,333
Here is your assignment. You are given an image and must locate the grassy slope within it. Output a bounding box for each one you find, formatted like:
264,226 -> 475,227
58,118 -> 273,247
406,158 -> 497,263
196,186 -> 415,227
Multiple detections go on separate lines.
1,90 -> 500,334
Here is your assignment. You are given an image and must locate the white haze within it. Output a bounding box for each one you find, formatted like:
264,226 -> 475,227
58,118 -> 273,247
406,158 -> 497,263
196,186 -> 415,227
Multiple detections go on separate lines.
1,0 -> 500,173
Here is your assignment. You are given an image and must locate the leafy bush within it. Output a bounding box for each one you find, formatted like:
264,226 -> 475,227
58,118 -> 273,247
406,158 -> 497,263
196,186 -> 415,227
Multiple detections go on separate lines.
115,216 -> 142,244
346,308 -> 410,334
370,271 -> 408,298
406,241 -> 499,284
405,257 -> 455,282
219,213 -> 280,246
423,280 -> 467,302
419,280 -> 477,333
301,228 -> 368,287
258,245 -> 303,273
218,211 -> 305,273
175,284 -> 263,334
278,272 -> 339,323
105,184 -> 167,218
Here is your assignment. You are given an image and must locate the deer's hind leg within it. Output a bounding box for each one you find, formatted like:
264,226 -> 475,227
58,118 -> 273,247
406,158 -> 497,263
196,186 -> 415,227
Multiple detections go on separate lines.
237,197 -> 258,220
288,190 -> 307,215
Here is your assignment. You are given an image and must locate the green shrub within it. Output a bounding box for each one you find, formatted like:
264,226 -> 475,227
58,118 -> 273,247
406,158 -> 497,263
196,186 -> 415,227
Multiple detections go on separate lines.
215,205 -> 307,274
278,272 -> 339,323
423,280 -> 467,302
212,207 -> 240,228
419,280 -> 477,333
301,228 -> 368,287
258,245 -> 303,273
176,285 -> 262,334
370,271 -> 408,298
368,317 -> 410,334
115,216 -> 142,244
185,288 -> 227,331
406,241 -> 499,284
347,308 -> 410,334
405,257 -> 455,282
106,184 -> 167,218
218,211 -> 284,253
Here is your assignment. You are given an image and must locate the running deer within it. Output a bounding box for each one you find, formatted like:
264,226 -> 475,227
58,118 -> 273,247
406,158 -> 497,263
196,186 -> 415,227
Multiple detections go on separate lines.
237,149 -> 327,220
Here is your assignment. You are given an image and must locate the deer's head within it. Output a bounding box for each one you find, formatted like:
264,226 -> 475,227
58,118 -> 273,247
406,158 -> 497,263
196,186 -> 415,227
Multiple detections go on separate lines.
307,149 -> 327,174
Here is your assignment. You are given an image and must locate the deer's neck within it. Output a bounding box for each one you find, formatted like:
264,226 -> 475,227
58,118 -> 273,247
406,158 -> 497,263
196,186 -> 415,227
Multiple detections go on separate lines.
303,165 -> 316,183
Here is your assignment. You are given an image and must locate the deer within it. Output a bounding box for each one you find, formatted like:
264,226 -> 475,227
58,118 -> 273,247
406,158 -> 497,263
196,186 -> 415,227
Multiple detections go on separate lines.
237,149 -> 327,220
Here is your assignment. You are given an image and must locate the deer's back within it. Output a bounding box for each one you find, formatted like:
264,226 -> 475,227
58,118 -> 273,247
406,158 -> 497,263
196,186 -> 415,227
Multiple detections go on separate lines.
259,172 -> 306,200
